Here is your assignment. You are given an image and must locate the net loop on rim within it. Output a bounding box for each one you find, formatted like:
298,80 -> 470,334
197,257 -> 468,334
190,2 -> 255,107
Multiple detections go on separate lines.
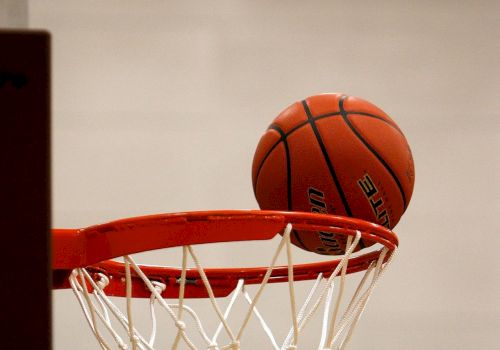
55,210 -> 398,349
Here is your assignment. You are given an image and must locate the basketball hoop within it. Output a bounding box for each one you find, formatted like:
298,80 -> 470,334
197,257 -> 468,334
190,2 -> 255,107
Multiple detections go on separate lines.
52,210 -> 398,350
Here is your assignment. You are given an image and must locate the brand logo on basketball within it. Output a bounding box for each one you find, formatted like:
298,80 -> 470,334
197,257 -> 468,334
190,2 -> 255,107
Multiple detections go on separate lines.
308,187 -> 327,214
358,174 -> 390,228
308,187 -> 344,255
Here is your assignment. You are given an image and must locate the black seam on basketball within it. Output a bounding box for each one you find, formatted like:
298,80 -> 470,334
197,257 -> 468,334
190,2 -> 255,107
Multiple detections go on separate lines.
344,111 -> 403,135
339,96 -> 408,210
253,126 -> 283,196
254,125 -> 293,210
301,100 -> 353,217
267,112 -> 400,146
314,111 -> 343,120
286,112 -> 342,136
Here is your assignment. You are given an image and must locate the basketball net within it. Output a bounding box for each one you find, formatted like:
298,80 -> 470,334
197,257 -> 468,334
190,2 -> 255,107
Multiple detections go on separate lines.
67,223 -> 395,350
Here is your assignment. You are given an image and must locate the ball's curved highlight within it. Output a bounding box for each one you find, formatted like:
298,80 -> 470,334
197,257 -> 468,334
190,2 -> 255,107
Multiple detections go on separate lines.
252,93 -> 415,255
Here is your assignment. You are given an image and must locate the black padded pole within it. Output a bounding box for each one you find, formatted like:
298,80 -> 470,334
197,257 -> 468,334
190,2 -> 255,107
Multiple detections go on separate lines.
0,30 -> 51,349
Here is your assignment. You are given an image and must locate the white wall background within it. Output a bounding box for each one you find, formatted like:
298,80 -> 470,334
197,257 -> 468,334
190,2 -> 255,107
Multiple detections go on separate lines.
0,0 -> 28,27
28,0 -> 499,349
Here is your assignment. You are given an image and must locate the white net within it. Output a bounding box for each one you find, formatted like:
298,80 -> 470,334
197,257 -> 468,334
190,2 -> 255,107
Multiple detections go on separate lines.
69,224 -> 395,350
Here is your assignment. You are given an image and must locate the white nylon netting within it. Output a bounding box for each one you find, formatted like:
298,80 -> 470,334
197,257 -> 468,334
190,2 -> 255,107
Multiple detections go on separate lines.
69,224 -> 395,350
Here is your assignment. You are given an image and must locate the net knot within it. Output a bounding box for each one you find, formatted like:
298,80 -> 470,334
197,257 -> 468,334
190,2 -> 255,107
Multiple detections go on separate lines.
131,335 -> 140,342
175,320 -> 186,331
286,346 -> 297,350
96,273 -> 110,289
151,280 -> 166,294
128,334 -> 140,348
229,340 -> 240,349
207,342 -> 218,350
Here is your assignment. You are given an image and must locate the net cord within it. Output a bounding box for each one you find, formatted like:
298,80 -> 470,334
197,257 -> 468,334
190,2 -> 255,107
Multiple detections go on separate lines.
125,256 -> 199,350
186,245 -> 238,348
211,279 -> 245,344
292,231 -> 361,339
317,277 -> 335,350
233,224 -> 293,344
147,281 -> 166,346
212,279 -> 282,349
285,224 -> 299,348
334,250 -> 389,348
73,258 -> 192,350
172,246 -> 188,349
241,287 -> 281,350
336,247 -> 396,349
74,268 -> 155,350
125,257 -> 140,350
71,266 -> 216,350
326,235 -> 353,346
69,271 -> 115,350
281,273 -> 324,350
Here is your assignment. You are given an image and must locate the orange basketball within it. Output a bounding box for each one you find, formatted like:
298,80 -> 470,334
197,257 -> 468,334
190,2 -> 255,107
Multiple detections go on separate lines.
252,93 -> 415,255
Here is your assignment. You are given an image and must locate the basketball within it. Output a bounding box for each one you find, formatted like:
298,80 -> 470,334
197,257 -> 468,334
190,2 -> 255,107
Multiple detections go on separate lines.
252,93 -> 415,255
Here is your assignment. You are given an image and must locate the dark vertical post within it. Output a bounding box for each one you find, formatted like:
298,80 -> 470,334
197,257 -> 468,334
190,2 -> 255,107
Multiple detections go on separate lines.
0,30 -> 51,349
